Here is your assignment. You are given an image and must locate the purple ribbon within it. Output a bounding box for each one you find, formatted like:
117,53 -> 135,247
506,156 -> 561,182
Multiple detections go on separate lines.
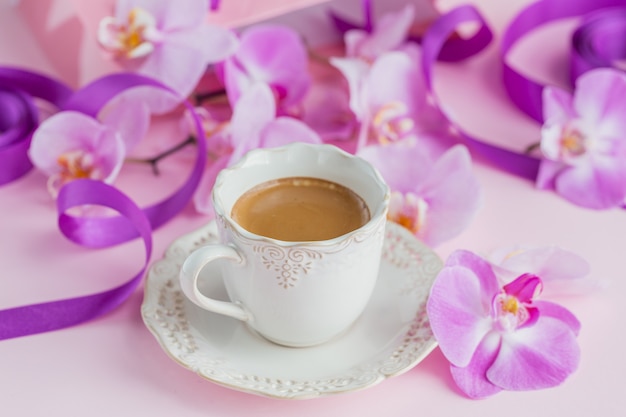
0,72 -> 206,339
501,0 -> 626,122
420,5 -> 541,181
0,181 -> 152,339
0,68 -> 73,185
421,0 -> 626,183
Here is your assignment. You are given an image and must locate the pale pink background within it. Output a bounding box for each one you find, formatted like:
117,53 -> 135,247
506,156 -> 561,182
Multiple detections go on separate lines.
0,0 -> 624,415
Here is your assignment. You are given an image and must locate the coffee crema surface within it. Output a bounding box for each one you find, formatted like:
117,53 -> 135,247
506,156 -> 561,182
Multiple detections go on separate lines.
231,177 -> 370,241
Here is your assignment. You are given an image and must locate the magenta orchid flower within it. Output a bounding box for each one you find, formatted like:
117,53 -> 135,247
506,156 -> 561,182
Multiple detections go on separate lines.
427,250 -> 581,399
219,25 -> 311,115
538,68 -> 626,209
332,49 -> 448,151
28,97 -> 149,196
98,0 -> 238,99
193,82 -> 322,214
488,245 -> 597,297
358,143 -> 480,247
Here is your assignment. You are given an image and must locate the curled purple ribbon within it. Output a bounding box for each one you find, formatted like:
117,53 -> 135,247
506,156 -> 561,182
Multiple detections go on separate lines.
420,5 -> 541,181
0,71 -> 206,340
0,181 -> 152,340
501,0 -> 626,122
421,0 -> 626,188
571,7 -> 626,82
0,68 -> 73,185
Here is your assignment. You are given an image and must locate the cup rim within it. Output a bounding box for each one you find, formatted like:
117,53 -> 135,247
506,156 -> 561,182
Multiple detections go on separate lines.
211,143 -> 390,247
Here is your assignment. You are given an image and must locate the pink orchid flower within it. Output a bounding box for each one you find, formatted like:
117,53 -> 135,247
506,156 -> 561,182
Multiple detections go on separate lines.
98,0 -> 238,99
332,49 -> 448,151
538,68 -> 626,209
488,245 -> 597,297
219,25 -> 311,116
358,143 -> 481,247
344,4 -> 416,62
28,102 -> 148,196
427,250 -> 581,399
193,82 -> 322,214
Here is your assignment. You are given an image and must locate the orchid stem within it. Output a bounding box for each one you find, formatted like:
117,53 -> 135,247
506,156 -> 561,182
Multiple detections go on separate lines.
194,89 -> 228,105
127,136 -> 197,176
525,142 -> 541,155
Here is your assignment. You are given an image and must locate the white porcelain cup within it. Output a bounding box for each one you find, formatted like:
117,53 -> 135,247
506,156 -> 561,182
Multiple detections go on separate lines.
179,143 -> 390,347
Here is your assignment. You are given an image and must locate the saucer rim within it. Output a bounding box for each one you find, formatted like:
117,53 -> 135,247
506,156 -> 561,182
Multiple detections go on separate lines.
141,221 -> 441,400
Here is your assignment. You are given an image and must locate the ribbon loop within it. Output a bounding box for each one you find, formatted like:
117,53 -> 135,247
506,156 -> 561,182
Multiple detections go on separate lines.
0,68 -> 72,185
0,180 -> 152,340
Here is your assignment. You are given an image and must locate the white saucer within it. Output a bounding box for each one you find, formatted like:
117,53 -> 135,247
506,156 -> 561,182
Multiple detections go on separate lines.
141,221 -> 442,399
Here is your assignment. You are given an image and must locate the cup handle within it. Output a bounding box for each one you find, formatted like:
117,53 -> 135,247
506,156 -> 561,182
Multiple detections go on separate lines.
179,244 -> 250,322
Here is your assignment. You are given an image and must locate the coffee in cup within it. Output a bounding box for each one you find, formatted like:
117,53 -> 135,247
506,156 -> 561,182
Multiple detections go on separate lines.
231,176 -> 370,242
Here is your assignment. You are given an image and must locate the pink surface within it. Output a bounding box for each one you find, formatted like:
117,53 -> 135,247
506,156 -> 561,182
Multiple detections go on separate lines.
1,0 -> 625,415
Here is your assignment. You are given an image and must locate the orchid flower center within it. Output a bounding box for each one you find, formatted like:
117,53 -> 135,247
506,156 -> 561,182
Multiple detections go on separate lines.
98,8 -> 160,59
387,191 -> 428,234
559,124 -> 587,159
56,150 -> 102,181
493,273 -> 542,331
371,101 -> 415,144
493,293 -> 530,330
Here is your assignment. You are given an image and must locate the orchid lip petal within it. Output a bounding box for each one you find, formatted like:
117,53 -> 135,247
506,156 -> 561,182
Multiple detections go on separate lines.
503,273 -> 543,302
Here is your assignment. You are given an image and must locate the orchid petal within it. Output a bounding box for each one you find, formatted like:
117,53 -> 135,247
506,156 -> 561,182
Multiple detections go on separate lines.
344,30 -> 369,58
139,27 -> 217,98
427,264 -> 494,367
201,25 -> 239,63
259,118 -> 322,149
193,154 -> 229,215
427,250 -> 501,367
574,68 -> 626,139
503,273 -> 542,303
535,158 -> 562,190
450,332 -> 503,399
539,122 -> 568,163
357,143 -> 431,193
534,300 -> 581,335
488,316 -> 580,391
228,83 -> 276,164
300,78 -> 356,142
490,245 -> 594,296
444,250 -> 503,297
98,93 -> 150,152
542,86 -> 576,125
416,145 -> 482,246
329,57 -> 370,119
365,50 -> 427,124
351,5 -> 415,61
555,154 -> 626,209
224,25 -> 310,108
